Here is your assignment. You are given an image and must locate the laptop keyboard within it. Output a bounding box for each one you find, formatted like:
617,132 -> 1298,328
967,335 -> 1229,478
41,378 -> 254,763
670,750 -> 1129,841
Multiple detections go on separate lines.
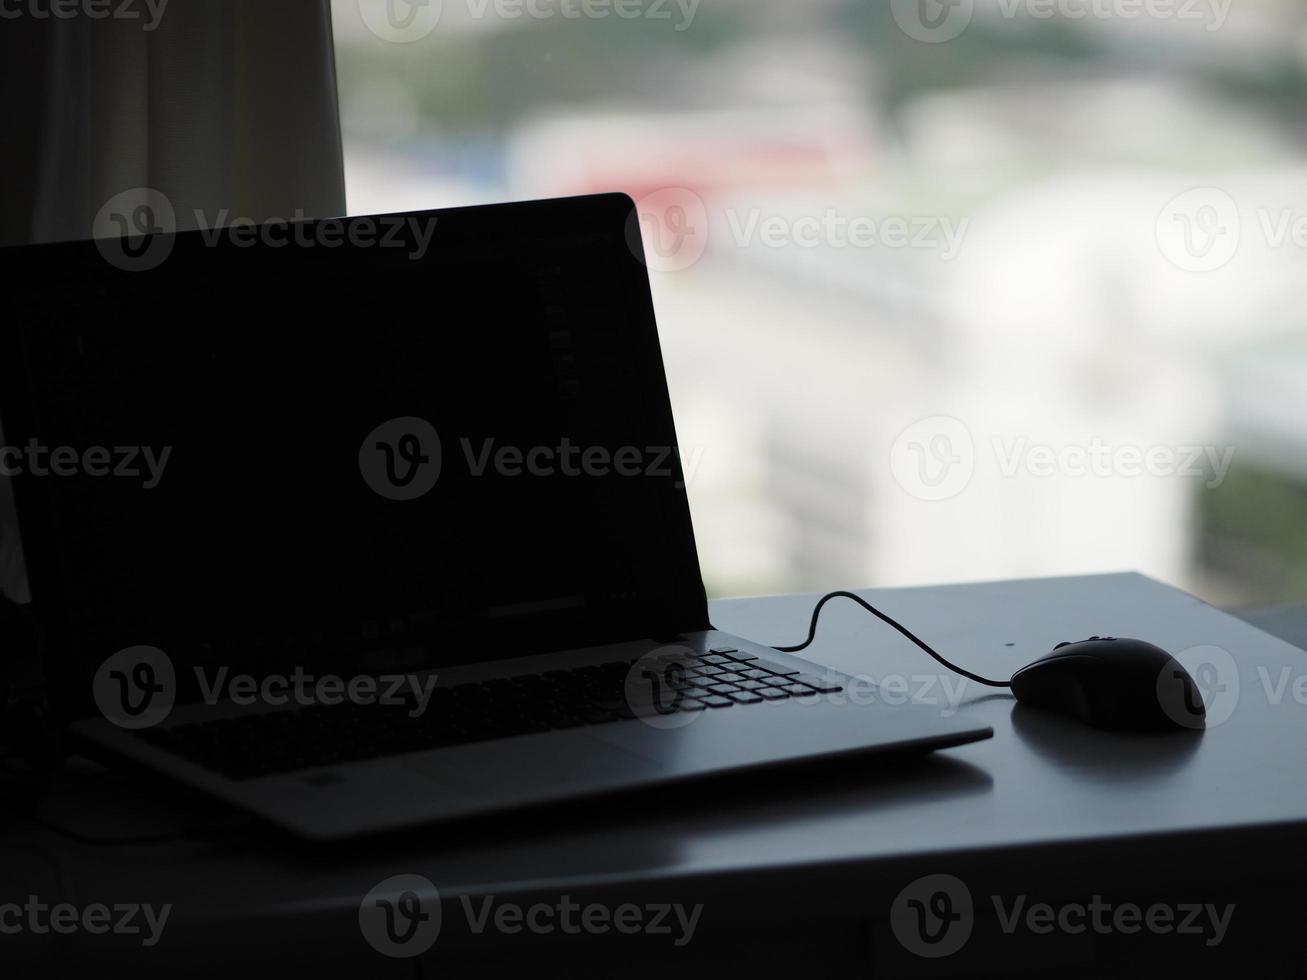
134,647 -> 846,781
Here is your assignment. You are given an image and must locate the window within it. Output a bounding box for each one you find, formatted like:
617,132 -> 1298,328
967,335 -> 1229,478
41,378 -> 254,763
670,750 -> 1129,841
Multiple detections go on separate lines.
333,0 -> 1307,607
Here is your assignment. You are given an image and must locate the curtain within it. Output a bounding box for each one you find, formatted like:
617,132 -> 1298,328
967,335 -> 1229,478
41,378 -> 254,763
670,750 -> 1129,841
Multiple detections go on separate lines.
2,0 -> 345,247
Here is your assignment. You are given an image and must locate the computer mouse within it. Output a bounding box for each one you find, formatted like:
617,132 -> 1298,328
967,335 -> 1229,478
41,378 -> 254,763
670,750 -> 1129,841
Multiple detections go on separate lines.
1010,637 -> 1206,732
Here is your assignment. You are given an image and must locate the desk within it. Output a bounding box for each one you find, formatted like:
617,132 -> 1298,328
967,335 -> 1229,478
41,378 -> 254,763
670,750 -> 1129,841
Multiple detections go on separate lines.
5,573 -> 1306,977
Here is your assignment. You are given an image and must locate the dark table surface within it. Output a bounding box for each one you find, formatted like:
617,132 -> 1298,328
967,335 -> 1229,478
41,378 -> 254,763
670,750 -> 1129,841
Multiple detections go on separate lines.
5,573 -> 1306,977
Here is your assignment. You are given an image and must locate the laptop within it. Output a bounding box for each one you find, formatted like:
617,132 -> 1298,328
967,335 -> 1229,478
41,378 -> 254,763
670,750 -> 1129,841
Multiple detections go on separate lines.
1,194 -> 991,840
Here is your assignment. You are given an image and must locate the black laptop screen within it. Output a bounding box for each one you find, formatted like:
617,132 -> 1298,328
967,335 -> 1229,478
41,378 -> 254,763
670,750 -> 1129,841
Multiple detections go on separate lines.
2,196 -> 709,706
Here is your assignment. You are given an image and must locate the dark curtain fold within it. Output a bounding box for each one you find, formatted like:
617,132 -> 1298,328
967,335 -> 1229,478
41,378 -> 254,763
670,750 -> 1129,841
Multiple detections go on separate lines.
0,0 -> 345,247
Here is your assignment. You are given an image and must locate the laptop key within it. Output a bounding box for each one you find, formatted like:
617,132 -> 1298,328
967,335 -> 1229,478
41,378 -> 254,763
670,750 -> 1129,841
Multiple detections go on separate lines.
699,695 -> 734,708
756,687 -> 790,701
791,674 -> 844,693
710,646 -> 759,662
780,684 -> 818,697
726,691 -> 764,704
755,660 -> 801,676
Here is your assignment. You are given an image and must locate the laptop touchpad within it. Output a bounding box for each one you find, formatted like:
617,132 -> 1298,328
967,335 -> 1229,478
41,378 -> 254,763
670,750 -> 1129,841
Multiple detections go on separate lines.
402,731 -> 666,802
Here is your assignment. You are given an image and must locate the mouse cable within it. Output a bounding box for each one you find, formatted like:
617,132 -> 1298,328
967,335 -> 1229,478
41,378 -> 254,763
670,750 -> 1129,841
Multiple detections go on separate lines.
772,590 -> 1012,689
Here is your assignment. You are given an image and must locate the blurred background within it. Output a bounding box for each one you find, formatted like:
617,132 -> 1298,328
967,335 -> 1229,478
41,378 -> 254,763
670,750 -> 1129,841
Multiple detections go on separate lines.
333,0 -> 1307,607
